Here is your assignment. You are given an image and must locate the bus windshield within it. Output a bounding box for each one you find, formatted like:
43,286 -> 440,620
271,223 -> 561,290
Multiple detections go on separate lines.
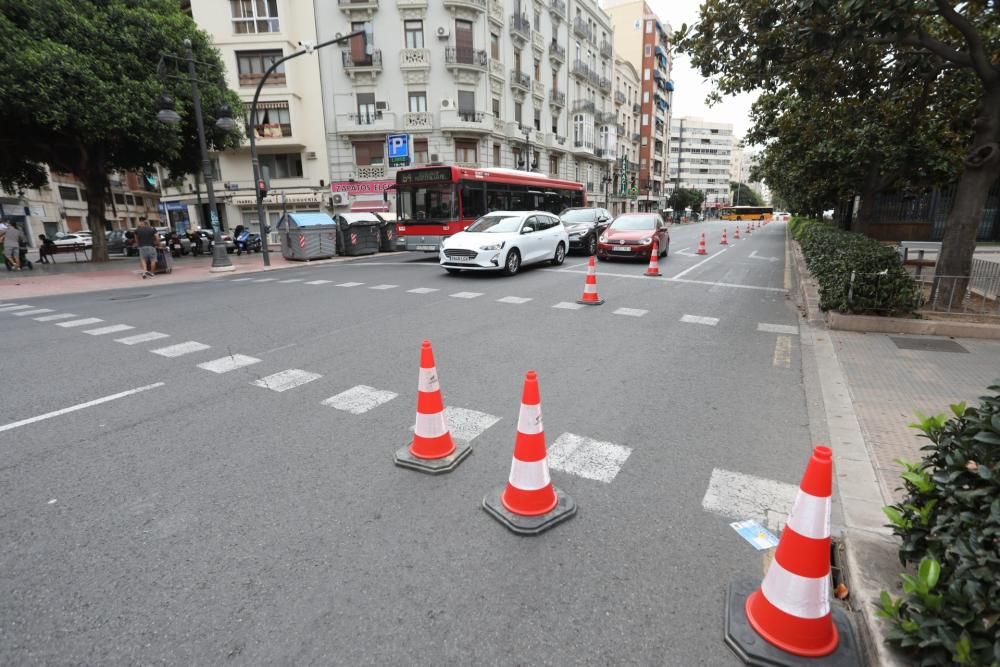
398,184 -> 457,222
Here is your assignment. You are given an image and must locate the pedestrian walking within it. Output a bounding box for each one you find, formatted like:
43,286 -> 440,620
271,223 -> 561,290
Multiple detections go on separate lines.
135,220 -> 159,278
1,222 -> 24,270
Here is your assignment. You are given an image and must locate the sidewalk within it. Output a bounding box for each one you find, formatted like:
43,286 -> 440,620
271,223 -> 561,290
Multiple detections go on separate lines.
0,249 -> 405,299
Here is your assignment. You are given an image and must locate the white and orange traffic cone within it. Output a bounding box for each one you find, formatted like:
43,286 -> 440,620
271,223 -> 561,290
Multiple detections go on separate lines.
394,340 -> 471,474
725,446 -> 861,664
576,255 -> 605,305
696,232 -> 707,255
734,226 -> 741,241
483,371 -> 576,535
745,223 -> 752,236
720,228 -> 728,245
644,238 -> 662,277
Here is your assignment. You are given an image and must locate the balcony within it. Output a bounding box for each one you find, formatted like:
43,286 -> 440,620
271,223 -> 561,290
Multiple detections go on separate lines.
628,160 -> 639,172
440,109 -> 491,134
549,90 -> 565,108
572,16 -> 592,41
488,0 -> 504,25
595,147 -> 615,160
532,80 -> 545,100
595,111 -> 616,125
571,60 -> 590,80
403,111 -> 434,131
614,90 -> 626,105
599,40 -> 613,59
571,99 -> 595,115
396,0 -> 426,8
631,132 -> 641,142
445,47 -> 488,79
550,0 -> 566,19
337,110 -> 396,135
548,41 -> 566,63
598,76 -> 612,93
632,103 -> 641,114
399,48 -> 430,71
341,50 -> 383,82
510,14 -> 531,45
338,0 -> 378,19
510,70 -> 530,92
531,31 -> 544,53
443,0 -> 486,14
616,123 -> 625,136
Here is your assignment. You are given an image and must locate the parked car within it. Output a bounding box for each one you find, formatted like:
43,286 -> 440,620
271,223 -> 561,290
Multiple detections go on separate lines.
53,233 -> 93,248
597,212 -> 670,261
439,211 -> 568,276
558,207 -> 612,256
190,229 -> 236,253
105,230 -> 131,255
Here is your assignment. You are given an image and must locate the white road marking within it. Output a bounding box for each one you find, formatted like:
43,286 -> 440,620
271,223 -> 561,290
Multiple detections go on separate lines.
337,282 -> 364,287
0,305 -> 33,312
450,291 -> 483,299
749,250 -> 779,262
497,296 -> 532,304
674,248 -> 700,257
84,324 -> 135,336
56,317 -> 104,328
115,331 -> 169,345
443,406 -> 501,442
670,277 -> 787,293
322,385 -> 398,414
278,278 -> 304,283
150,341 -> 211,357
758,323 -> 799,335
701,468 -> 798,532
253,278 -> 277,282
198,354 -> 262,373
305,280 -> 333,285
681,314 -> 719,326
34,313 -> 77,322
670,247 -> 728,280
252,369 -> 322,392
613,307 -> 648,317
773,335 -> 792,368
0,382 -> 165,433
548,433 -> 632,483
552,301 -> 584,310
231,277 -> 254,282
408,287 -> 439,294
370,284 -> 398,290
13,308 -> 54,317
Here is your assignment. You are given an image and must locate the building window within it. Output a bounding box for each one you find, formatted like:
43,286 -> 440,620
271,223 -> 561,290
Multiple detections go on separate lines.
455,139 -> 478,163
249,101 -> 291,138
414,139 -> 429,165
125,195 -> 135,206
491,32 -> 500,59
644,68 -> 650,80
644,44 -> 652,57
114,193 -> 126,205
404,20 -> 424,48
353,141 -> 384,166
258,153 -> 302,179
57,185 -> 79,201
356,92 -> 377,122
350,21 -> 375,65
492,98 -> 501,118
458,90 -> 476,119
493,143 -> 501,167
534,59 -> 541,79
512,146 -> 522,168
642,113 -> 649,126
534,108 -> 541,131
409,91 -> 427,112
514,101 -> 522,124
645,20 -> 653,33
550,155 -> 559,176
230,0 -> 279,34
551,112 -> 559,133
573,114 -> 584,145
236,50 -> 285,86
533,10 -> 541,30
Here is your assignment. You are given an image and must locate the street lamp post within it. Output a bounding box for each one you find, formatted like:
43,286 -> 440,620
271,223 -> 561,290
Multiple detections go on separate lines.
248,27 -> 372,266
520,125 -> 532,171
158,39 -> 238,272
601,173 -> 612,213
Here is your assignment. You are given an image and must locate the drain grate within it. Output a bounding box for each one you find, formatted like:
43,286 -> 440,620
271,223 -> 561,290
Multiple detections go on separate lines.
109,293 -> 152,301
890,336 -> 969,353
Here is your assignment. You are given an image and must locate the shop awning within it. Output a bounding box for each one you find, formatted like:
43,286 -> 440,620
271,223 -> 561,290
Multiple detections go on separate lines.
350,199 -> 390,212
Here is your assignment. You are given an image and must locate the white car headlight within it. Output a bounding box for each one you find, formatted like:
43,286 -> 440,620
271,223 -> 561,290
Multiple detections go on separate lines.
599,235 -> 608,243
479,241 -> 505,251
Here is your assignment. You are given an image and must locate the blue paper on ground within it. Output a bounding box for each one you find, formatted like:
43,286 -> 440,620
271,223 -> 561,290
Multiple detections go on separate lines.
730,520 -> 779,550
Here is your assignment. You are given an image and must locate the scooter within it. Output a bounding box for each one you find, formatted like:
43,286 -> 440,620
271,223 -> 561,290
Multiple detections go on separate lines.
235,230 -> 253,255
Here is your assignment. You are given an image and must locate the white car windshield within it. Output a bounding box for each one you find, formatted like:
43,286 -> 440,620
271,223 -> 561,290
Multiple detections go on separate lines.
466,215 -> 522,233
610,215 -> 657,231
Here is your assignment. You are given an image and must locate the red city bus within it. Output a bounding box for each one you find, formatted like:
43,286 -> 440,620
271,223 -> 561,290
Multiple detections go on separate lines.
394,165 -> 586,251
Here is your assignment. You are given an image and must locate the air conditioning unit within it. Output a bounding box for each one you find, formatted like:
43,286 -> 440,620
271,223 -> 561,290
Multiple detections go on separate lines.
331,192 -> 348,206
375,101 -> 388,111
429,153 -> 441,163
440,98 -> 456,110
305,151 -> 318,160
436,26 -> 450,38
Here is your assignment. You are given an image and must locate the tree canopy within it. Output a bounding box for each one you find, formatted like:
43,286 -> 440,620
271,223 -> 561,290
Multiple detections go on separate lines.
729,181 -> 763,207
668,187 -> 706,213
0,0 -> 243,261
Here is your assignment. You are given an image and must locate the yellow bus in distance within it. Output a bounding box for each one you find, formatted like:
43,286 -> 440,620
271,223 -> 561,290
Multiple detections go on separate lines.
719,206 -> 773,221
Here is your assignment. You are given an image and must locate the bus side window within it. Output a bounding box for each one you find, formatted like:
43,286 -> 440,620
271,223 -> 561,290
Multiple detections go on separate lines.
460,182 -> 486,219
510,185 -> 528,211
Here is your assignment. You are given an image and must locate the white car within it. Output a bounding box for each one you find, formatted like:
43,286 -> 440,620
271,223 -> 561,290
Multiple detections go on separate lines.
439,211 -> 568,275
53,233 -> 94,248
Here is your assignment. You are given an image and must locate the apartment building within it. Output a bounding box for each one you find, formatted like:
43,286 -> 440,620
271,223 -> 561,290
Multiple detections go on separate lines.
668,117 -> 734,209
610,54 -> 641,216
315,0 -> 616,212
604,0 -> 673,212
160,1 -> 330,233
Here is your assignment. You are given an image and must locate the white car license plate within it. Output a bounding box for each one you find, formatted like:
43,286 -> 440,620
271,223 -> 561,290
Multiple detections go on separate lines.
451,256 -> 475,263
612,246 -> 632,252
416,244 -> 436,251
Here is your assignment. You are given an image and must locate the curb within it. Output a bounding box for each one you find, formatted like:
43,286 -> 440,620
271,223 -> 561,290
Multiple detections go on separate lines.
827,311 -> 1000,340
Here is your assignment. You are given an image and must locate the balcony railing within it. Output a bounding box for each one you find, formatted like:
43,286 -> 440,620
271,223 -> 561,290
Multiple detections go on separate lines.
571,60 -> 590,79
458,110 -> 485,122
632,103 -> 641,114
510,70 -> 530,90
548,41 -> 566,61
445,47 -> 488,67
510,13 -> 531,40
341,50 -> 383,68
628,160 -> 639,171
631,132 -> 641,142
614,90 -> 626,105
443,0 -> 486,10
599,40 -> 613,59
549,90 -> 565,106
572,16 -> 592,40
348,110 -> 384,125
555,134 -> 566,145
598,76 -> 612,92
571,99 -> 595,114
616,123 -> 626,136
595,111 -> 616,124
550,0 -> 566,17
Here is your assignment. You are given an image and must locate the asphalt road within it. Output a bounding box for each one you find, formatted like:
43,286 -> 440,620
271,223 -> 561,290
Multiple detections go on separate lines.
0,220 -> 811,665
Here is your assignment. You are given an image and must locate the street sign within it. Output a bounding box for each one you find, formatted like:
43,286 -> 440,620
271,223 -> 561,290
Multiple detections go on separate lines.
387,134 -> 410,168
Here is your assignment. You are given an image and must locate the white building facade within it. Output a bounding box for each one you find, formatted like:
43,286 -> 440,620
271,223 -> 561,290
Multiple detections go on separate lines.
668,116 -> 733,209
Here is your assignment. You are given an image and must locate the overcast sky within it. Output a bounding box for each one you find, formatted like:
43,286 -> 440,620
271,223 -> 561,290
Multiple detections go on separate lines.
644,0 -> 759,140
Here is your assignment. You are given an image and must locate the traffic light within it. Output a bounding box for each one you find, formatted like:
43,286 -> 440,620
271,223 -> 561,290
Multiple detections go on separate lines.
257,165 -> 271,200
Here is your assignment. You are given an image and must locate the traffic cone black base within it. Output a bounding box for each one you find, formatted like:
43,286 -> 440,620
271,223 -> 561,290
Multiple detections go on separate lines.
394,438 -> 472,474
724,580 -> 862,667
482,486 -> 577,535
576,297 -> 605,305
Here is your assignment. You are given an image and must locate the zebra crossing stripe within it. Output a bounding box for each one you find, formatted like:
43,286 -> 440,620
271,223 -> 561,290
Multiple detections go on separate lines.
251,369 -> 322,392
322,385 -> 398,414
198,354 -> 262,373
150,341 -> 211,357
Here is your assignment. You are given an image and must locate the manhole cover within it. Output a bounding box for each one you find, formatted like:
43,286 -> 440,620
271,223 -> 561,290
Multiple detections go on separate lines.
890,336 -> 969,353
109,293 -> 152,301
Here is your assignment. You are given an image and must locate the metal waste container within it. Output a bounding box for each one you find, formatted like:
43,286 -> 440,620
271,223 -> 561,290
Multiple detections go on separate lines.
335,213 -> 381,256
375,214 -> 398,253
277,212 -> 338,261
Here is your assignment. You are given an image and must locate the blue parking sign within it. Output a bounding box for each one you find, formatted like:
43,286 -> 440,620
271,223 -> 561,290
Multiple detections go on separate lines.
387,134 -> 410,167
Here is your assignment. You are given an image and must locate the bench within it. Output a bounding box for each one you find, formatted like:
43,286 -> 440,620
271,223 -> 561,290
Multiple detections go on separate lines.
46,243 -> 90,262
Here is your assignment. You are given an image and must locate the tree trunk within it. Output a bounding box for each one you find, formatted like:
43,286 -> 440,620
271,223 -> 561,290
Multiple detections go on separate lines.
854,160 -> 883,234
935,84 -> 1000,304
80,157 -> 110,263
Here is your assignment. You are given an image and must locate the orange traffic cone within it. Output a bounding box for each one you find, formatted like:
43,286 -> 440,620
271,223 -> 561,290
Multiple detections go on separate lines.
576,255 -> 605,305
745,223 -> 752,236
394,340 -> 471,474
644,238 -> 662,277
483,371 -> 576,535
734,226 -> 741,241
696,232 -> 707,255
725,446 -> 861,665
720,228 -> 728,245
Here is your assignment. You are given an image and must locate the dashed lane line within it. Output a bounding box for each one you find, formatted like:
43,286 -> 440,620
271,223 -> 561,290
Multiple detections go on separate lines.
773,336 -> 792,368
198,354 -> 262,374
552,301 -> 584,310
305,280 -> 333,285
84,324 -> 135,336
681,314 -> 720,326
231,277 -> 254,282
613,307 -> 648,317
115,331 -> 169,345
56,317 -> 104,328
669,246 -> 729,280
252,278 -> 277,282
548,433 -> 632,483
758,323 -> 799,335
450,291 -> 483,299
150,341 -> 211,358
322,385 -> 398,414
408,287 -> 439,294
278,279 -> 304,283
251,369 -> 323,392
369,284 -> 398,290
336,282 -> 364,287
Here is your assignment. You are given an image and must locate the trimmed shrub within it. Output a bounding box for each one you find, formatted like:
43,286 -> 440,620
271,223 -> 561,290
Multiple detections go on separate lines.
878,382 -> 1000,666
791,217 -> 922,315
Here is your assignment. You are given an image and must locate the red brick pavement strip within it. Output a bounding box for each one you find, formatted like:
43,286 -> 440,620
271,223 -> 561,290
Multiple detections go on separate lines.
830,330 -> 1000,502
0,251 -> 402,299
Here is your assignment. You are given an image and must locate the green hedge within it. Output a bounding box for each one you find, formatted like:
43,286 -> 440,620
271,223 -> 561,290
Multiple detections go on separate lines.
879,383 -> 1000,666
790,217 -> 922,315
